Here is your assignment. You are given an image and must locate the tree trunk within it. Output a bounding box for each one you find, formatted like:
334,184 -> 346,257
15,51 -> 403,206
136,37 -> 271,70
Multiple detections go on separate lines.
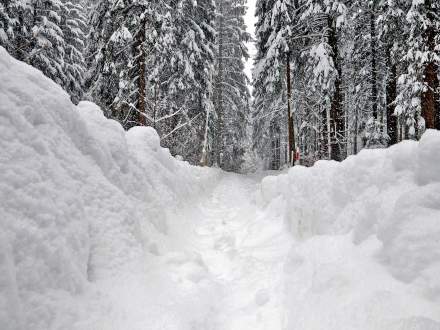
353,107 -> 359,154
136,17 -> 147,126
215,0 -> 225,167
386,46 -> 398,145
200,92 -> 210,166
421,1 -> 439,130
370,12 -> 378,121
286,55 -> 295,166
328,16 -> 344,161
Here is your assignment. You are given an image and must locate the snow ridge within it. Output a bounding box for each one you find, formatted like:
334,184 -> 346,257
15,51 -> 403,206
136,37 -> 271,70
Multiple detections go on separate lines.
0,46 -> 218,329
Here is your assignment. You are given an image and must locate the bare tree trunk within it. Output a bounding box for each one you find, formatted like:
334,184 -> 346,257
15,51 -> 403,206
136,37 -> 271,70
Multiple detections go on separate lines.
215,0 -> 225,167
286,55 -> 295,166
421,0 -> 439,130
386,46 -> 398,145
136,17 -> 147,126
326,106 -> 331,159
370,9 -> 378,120
328,17 -> 344,161
353,107 -> 359,154
200,92 -> 210,166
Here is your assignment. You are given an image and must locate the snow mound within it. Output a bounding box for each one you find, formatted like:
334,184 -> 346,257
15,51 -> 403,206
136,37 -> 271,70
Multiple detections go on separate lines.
260,130 -> 440,328
0,47 -> 218,330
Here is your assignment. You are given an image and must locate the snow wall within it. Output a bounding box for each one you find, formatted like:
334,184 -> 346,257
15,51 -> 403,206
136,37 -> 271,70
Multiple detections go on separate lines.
0,47 -> 219,329
261,129 -> 440,328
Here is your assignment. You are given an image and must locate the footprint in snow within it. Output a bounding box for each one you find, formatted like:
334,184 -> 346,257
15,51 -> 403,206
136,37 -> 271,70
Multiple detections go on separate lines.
255,289 -> 270,306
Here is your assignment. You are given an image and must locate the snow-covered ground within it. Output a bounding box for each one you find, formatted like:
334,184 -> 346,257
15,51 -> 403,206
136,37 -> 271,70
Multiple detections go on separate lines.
1,47 -> 440,330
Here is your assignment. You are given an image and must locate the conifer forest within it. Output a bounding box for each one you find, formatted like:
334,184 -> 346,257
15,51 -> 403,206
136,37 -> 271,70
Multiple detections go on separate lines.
1,0 -> 438,170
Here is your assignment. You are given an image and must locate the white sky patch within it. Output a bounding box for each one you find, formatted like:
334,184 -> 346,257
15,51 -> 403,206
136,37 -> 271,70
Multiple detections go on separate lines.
244,0 -> 257,93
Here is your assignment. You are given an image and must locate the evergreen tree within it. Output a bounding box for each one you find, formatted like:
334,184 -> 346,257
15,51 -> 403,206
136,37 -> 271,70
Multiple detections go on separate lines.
155,0 -> 216,165
396,0 -> 439,137
252,0 -> 296,169
60,0 -> 87,103
0,0 -> 29,58
213,0 -> 251,171
28,0 -> 66,86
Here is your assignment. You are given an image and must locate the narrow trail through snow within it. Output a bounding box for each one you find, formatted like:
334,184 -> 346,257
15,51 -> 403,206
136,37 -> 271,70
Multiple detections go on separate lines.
85,172 -> 294,330
85,172 -> 440,330
183,174 -> 293,330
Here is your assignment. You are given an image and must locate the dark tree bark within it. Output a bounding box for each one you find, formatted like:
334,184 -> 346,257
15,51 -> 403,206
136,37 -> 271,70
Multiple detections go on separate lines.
421,1 -> 439,130
370,10 -> 378,120
286,55 -> 295,166
215,0 -> 225,167
328,17 -> 344,161
135,16 -> 147,126
386,47 -> 398,145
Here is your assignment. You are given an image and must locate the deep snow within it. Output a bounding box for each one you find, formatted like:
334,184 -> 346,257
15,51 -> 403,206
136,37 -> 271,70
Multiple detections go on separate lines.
1,46 -> 440,330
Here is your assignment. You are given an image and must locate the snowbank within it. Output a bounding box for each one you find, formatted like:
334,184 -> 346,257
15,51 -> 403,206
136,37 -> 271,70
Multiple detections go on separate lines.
260,131 -> 440,328
0,47 -> 219,329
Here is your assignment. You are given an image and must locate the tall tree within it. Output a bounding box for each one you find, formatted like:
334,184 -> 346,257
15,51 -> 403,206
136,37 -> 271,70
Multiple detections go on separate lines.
29,0 -> 67,87
377,0 -> 406,146
301,0 -> 347,160
396,0 -> 439,137
61,0 -> 87,103
213,0 -> 251,171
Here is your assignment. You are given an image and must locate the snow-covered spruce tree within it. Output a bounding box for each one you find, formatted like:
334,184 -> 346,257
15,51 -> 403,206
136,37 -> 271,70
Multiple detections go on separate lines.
0,0 -> 87,102
301,0 -> 347,160
253,0 -> 300,169
85,0 -> 163,128
28,0 -> 67,87
0,0 -> 17,52
213,0 -> 251,171
0,0 -> 29,59
85,0 -> 216,165
0,1 -> 12,46
60,0 -> 87,103
85,0 -> 135,126
152,0 -> 216,165
377,0 -> 407,146
359,0 -> 389,148
252,0 -> 279,169
396,0 -> 439,138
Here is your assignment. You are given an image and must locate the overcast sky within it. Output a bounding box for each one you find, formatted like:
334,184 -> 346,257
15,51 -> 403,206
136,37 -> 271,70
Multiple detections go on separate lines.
244,0 -> 257,87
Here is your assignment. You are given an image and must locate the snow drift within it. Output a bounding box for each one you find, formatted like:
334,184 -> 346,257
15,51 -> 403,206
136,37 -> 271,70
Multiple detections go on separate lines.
0,47 -> 219,329
260,131 -> 440,329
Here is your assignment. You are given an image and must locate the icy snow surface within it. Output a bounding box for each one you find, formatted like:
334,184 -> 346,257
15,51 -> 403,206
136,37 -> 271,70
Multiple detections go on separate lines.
1,46 -> 440,330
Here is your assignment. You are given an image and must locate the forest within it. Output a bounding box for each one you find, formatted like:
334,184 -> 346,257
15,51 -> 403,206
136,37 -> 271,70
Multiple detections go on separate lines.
253,0 -> 440,168
1,0 -> 439,171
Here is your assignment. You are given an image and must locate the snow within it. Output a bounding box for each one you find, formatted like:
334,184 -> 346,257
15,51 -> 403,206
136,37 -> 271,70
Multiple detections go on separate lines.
1,46 -> 440,330
260,132 -> 440,328
0,46 -> 219,329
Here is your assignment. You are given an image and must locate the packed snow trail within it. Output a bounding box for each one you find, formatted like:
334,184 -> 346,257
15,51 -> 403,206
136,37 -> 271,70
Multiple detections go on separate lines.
89,170 -> 440,330
78,173 -> 294,330
185,174 -> 292,330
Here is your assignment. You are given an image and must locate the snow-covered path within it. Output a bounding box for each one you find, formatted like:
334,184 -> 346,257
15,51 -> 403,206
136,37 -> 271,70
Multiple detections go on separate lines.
82,171 -> 440,330
188,174 -> 292,330
81,173 -> 294,330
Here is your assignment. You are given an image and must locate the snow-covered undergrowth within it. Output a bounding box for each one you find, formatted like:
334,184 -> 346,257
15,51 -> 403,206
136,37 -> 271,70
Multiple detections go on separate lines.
261,131 -> 440,329
0,47 -> 220,329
